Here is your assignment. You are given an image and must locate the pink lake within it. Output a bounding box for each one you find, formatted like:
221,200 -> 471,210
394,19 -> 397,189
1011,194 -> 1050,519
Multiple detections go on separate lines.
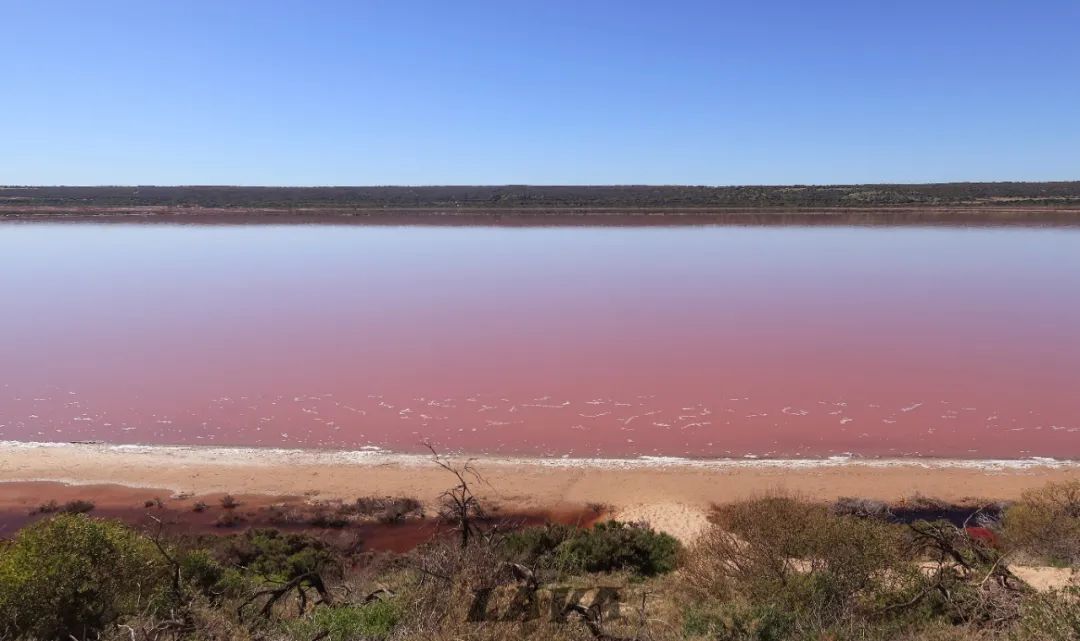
1,222 -> 1078,459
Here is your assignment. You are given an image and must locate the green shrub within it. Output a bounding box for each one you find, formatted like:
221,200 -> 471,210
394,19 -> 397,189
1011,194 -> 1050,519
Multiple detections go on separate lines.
33,499 -> 94,515
559,520 -> 681,576
502,520 -> 680,576
694,496 -> 908,595
179,548 -> 248,600
502,522 -> 578,565
281,601 -> 402,641
221,529 -> 338,583
684,495 -> 923,637
180,549 -> 223,593
0,514 -> 166,640
1003,481 -> 1080,566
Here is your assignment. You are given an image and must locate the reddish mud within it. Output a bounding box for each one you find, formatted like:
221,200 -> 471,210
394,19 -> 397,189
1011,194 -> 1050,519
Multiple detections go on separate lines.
0,482 -> 601,551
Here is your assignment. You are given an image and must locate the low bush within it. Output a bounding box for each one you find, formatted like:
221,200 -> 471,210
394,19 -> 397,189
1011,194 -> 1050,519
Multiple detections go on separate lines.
685,495 -> 921,637
399,536 -> 509,635
559,520 -> 681,576
33,499 -> 59,514
832,496 -> 892,520
0,514 -> 166,640
685,496 -> 821,599
308,510 -> 350,528
1003,480 -> 1080,566
378,497 -> 423,523
62,499 -> 96,514
178,548 -> 248,600
215,511 -> 245,528
220,529 -> 339,584
34,499 -> 95,515
503,520 -> 680,577
586,501 -> 610,515
353,496 -> 424,523
502,522 -> 577,566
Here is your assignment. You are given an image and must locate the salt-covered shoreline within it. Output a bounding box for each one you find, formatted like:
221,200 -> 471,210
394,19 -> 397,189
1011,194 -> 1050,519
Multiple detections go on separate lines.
4,439 -> 1079,544
2,440 -> 1077,471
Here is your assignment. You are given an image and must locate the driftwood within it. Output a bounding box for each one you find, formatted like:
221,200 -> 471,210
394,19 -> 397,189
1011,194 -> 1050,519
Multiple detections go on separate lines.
564,589 -> 653,641
506,562 -> 539,591
565,602 -> 629,641
237,572 -> 333,622
362,587 -> 396,603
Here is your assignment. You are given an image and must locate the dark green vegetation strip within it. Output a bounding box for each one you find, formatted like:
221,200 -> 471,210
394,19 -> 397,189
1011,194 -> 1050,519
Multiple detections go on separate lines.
3,182 -> 1080,210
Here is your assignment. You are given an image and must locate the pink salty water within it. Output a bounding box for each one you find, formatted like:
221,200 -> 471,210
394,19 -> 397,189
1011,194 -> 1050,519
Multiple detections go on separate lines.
1,222 -> 1078,459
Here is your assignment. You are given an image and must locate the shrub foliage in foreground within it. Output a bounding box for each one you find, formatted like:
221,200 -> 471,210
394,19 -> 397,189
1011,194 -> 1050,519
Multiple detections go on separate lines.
561,520 -> 682,576
1003,480 -> 1080,566
684,495 -> 918,638
0,514 -> 166,640
2,481 -> 1080,641
504,519 -> 682,576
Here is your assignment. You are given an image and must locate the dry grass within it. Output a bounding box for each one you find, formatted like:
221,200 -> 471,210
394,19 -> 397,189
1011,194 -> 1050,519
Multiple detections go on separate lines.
1002,480 -> 1080,567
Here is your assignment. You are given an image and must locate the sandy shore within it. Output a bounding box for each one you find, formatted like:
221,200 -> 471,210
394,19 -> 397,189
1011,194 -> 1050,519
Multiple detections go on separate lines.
3,442 -> 1078,541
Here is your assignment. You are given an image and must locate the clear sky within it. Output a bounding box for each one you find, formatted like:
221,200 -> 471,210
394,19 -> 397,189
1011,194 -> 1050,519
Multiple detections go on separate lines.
2,1 -> 1078,186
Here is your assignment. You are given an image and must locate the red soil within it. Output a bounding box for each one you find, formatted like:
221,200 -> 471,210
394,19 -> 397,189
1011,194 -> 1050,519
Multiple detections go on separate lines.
0,482 -> 601,552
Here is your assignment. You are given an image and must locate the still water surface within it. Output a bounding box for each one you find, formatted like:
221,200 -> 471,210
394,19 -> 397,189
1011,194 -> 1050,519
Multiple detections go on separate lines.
1,222 -> 1078,459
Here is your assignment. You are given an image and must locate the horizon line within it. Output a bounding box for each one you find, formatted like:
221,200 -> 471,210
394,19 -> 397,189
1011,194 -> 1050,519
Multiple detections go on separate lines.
5,179 -> 1080,189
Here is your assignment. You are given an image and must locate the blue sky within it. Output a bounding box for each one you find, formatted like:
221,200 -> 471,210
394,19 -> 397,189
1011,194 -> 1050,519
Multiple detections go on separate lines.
2,1 -> 1078,185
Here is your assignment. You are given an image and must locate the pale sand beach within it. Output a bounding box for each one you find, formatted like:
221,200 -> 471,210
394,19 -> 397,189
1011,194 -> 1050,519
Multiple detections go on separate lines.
3,442 -> 1079,543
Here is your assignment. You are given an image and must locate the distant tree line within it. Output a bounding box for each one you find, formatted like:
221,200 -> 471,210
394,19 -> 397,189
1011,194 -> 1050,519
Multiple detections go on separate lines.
3,182 -> 1080,210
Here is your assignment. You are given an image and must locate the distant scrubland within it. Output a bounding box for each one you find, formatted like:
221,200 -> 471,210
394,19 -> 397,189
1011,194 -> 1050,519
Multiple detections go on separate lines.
2,182 -> 1080,211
